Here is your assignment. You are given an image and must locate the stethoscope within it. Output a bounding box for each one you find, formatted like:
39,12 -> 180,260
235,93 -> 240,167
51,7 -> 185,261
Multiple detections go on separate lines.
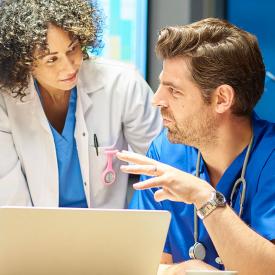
189,133 -> 254,264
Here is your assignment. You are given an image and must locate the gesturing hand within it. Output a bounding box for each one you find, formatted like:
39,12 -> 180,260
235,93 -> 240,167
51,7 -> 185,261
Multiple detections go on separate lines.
117,151 -> 214,206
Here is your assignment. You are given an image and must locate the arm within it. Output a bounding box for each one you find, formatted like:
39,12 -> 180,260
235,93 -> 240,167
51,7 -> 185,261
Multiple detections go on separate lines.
201,205 -> 275,275
199,150 -> 275,274
0,96 -> 31,205
117,151 -> 275,275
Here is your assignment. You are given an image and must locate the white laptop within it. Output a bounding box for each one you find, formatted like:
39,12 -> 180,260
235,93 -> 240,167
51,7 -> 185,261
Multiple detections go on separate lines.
0,207 -> 170,275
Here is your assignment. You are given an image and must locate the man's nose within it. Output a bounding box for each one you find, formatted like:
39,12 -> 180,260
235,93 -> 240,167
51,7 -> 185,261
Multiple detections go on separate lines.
152,86 -> 168,108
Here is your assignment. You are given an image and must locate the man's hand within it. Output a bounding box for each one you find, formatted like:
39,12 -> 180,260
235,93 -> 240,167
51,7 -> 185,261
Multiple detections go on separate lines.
117,150 -> 214,207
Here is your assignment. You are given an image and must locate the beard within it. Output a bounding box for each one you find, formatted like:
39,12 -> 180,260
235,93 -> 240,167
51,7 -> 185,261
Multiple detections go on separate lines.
161,108 -> 218,149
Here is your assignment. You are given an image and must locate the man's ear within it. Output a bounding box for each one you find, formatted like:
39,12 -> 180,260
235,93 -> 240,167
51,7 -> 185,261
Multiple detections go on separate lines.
213,84 -> 235,114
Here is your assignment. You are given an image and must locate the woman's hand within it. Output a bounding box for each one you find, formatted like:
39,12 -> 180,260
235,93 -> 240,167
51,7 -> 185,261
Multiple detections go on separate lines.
117,151 -> 214,206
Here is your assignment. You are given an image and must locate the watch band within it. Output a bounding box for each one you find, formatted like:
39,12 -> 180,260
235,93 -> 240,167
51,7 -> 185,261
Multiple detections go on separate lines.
197,191 -> 226,219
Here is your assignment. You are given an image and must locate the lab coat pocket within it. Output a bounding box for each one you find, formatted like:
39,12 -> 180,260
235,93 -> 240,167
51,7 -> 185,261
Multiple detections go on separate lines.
0,161 -> 32,206
88,136 -> 128,208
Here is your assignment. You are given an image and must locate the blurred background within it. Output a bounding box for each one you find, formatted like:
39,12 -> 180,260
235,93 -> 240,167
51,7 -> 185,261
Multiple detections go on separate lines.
97,0 -> 275,122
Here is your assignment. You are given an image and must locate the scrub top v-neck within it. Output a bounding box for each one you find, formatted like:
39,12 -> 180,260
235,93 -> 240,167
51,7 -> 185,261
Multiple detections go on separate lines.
35,82 -> 88,208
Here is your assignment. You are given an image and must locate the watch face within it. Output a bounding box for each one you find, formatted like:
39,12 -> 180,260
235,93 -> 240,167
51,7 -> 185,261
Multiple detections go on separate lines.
216,191 -> 226,205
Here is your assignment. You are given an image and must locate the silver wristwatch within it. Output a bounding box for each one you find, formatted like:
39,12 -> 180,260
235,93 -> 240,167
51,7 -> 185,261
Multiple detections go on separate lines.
197,191 -> 226,219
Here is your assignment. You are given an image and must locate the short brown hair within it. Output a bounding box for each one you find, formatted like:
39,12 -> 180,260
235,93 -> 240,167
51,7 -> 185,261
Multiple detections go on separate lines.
156,18 -> 265,116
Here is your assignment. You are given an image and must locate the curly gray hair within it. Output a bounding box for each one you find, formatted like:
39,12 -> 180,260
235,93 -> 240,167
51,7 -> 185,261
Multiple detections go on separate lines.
0,0 -> 104,98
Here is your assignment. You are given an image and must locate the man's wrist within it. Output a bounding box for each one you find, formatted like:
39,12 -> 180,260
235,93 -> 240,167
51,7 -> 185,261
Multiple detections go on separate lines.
193,185 -> 214,209
196,190 -> 227,219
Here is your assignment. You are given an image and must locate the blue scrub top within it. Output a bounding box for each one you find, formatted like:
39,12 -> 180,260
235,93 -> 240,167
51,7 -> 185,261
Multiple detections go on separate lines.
130,113 -> 275,269
35,82 -> 88,208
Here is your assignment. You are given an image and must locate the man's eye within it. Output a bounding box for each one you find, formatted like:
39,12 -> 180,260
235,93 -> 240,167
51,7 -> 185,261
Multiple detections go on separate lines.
169,87 -> 181,97
169,87 -> 180,96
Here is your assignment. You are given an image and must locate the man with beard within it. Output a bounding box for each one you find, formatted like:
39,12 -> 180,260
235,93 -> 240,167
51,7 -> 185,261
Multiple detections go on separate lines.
116,18 -> 275,274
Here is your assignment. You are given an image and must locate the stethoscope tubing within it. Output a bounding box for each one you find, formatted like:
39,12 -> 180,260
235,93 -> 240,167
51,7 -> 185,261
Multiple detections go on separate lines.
229,134 -> 254,217
193,133 -> 254,243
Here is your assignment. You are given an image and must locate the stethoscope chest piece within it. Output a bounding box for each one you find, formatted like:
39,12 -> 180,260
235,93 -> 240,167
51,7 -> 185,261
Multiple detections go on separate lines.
215,256 -> 223,265
189,242 -> 206,260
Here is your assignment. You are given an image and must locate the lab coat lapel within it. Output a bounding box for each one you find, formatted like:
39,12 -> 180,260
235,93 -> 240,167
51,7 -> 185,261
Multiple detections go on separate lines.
4,79 -> 59,206
75,60 -> 105,207
75,88 -> 91,207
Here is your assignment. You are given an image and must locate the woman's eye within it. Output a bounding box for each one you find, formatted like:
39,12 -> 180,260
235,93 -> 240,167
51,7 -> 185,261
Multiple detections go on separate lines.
68,46 -> 75,52
46,56 -> 58,64
68,44 -> 79,53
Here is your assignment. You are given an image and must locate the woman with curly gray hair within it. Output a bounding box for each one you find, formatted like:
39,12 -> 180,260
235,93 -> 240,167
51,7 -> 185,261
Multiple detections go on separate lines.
0,0 -> 161,208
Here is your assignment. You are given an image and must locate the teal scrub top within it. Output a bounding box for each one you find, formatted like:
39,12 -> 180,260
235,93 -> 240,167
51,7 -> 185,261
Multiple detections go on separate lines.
130,113 -> 275,269
35,82 -> 88,208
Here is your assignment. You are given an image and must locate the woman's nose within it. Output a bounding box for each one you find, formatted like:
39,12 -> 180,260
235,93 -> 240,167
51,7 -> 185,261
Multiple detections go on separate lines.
62,56 -> 75,73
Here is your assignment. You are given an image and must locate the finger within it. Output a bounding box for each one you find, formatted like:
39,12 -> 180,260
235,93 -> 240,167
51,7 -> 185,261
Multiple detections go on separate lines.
116,151 -> 160,166
133,175 -> 165,190
154,188 -> 175,202
120,164 -> 163,177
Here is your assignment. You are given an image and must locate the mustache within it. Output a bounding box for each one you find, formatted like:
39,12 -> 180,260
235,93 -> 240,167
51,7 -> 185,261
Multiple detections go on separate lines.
161,109 -> 175,120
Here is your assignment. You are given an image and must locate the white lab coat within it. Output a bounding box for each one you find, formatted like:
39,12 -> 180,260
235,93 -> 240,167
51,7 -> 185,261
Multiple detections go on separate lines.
0,58 -> 162,208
